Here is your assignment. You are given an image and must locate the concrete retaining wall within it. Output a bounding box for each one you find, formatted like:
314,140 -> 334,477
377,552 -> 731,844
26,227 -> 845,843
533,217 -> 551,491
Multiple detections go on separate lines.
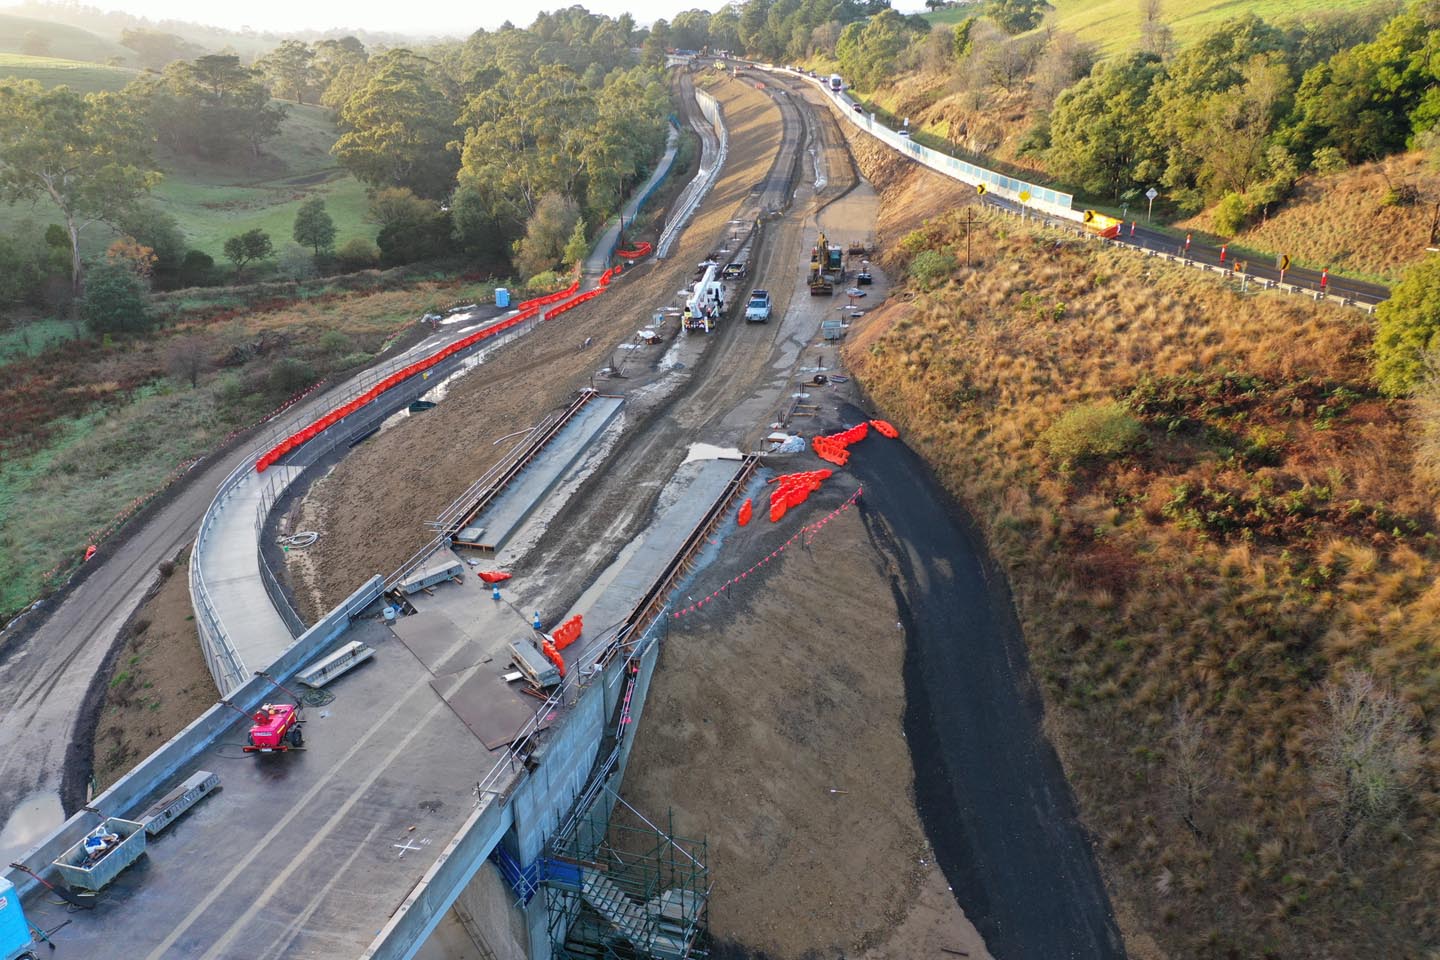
3,576 -> 383,898
360,799 -> 514,960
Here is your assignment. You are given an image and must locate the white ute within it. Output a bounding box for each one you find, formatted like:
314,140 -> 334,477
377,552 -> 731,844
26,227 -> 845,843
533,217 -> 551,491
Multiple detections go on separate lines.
745,289 -> 772,322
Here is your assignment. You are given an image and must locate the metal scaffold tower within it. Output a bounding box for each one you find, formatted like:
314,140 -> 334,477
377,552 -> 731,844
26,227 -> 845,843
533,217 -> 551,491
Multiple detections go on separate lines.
544,804 -> 710,960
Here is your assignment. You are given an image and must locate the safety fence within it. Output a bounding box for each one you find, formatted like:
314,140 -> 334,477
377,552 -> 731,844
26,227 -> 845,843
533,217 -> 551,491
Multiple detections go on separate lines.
657,87 -> 728,259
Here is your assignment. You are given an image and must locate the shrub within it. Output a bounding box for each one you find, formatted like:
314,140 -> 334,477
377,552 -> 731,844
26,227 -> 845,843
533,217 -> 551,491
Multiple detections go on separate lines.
81,261 -> 152,334
179,250 -> 215,286
335,237 -> 379,271
908,249 -> 958,290
1310,147 -> 1348,176
1212,192 -> 1252,237
268,357 -> 317,396
317,330 -> 352,356
1373,255 -> 1440,395
1040,400 -> 1143,463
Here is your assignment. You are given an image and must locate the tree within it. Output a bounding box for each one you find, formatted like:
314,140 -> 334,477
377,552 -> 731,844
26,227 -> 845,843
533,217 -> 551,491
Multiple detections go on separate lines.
293,198 -> 337,255
1164,702 -> 1215,838
563,217 -> 589,268
166,334 -> 211,388
134,54 -> 285,161
1374,254 -> 1440,396
1310,670 -> 1422,848
223,229 -> 274,280
333,49 -> 459,199
513,192 -> 580,277
988,0 -> 1051,35
119,29 -> 203,71
369,187 -> 449,266
118,204 -> 186,278
256,40 -> 318,104
0,79 -> 159,300
1047,55 -> 1166,197
81,260 -> 151,333
0,221 -> 65,308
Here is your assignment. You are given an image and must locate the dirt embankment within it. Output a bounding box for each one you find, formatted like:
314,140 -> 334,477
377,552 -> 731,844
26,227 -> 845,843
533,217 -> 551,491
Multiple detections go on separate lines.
832,109 -> 1440,957
622,498 -> 989,960
90,552 -> 215,791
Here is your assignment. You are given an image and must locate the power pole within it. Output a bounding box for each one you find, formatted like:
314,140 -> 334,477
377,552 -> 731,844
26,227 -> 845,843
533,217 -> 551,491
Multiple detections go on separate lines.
965,208 -> 975,267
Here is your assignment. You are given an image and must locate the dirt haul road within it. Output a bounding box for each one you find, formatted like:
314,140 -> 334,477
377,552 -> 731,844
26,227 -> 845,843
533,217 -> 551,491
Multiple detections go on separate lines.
279,69 -> 991,956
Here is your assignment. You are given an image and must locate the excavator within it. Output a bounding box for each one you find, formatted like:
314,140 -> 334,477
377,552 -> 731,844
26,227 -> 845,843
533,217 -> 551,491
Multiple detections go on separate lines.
809,232 -> 839,295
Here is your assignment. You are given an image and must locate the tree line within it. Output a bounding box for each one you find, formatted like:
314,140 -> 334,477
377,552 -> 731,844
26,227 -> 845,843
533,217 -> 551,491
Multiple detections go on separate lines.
0,6 -> 672,330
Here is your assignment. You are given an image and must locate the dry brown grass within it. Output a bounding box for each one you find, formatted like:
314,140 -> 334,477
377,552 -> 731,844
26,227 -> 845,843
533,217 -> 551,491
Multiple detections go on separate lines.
1180,150 -> 1440,284
842,136 -> 1440,958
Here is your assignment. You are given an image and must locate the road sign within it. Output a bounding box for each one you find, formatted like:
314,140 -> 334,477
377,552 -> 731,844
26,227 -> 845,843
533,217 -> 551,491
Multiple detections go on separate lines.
1145,188 -> 1158,200
975,183 -> 987,196
1018,189 -> 1031,203
1278,254 -> 1291,271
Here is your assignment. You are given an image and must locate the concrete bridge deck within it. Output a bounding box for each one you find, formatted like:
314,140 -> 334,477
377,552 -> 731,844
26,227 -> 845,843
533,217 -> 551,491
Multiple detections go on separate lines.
21,450 -> 749,960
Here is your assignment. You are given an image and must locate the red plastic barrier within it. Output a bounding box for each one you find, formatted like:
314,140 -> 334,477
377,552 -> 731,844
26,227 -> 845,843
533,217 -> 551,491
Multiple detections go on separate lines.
257,280 -> 618,473
870,419 -> 899,439
737,498 -> 753,526
769,499 -> 787,523
552,614 -> 583,650
616,241 -> 652,260
477,571 -> 511,584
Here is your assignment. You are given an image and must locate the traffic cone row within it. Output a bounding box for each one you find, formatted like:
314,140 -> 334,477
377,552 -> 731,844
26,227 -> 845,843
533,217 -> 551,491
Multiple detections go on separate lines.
552,614 -> 584,651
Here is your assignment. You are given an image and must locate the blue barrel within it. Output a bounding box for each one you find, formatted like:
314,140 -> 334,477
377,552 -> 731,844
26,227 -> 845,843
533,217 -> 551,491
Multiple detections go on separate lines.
0,877 -> 34,960
495,287 -> 511,308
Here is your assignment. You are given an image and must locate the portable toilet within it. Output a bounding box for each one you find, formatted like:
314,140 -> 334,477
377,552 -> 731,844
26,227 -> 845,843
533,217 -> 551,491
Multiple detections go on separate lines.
0,878 -> 36,960
495,287 -> 511,308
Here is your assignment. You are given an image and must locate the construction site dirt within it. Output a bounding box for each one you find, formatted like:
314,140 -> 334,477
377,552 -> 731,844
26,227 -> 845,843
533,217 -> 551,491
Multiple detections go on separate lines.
78,66 -> 1116,960
267,68 -> 992,956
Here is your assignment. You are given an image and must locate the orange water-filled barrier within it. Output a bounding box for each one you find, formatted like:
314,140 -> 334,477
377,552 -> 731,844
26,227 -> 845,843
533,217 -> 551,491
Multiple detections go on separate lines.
476,570 -> 511,584
870,419 -> 899,439
552,614 -> 584,650
737,498 -> 753,526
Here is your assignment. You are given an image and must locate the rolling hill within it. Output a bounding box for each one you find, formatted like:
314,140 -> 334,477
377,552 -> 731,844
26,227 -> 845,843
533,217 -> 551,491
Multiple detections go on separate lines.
0,12 -> 134,65
925,0 -> 1383,55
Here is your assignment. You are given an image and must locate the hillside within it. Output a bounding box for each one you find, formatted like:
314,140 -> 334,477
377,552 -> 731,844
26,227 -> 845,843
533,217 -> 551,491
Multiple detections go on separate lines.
1180,150 -> 1440,284
840,131 -> 1438,957
0,12 -> 133,64
0,100 -> 374,265
0,51 -> 136,92
924,0 -> 1383,55
149,102 -> 375,262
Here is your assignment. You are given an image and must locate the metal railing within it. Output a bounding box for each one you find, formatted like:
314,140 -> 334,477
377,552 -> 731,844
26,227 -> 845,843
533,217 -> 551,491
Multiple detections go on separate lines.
191,310 -> 544,694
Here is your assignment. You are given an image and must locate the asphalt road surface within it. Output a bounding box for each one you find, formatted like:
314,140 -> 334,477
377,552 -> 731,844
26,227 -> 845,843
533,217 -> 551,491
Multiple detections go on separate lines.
849,406 -> 1127,960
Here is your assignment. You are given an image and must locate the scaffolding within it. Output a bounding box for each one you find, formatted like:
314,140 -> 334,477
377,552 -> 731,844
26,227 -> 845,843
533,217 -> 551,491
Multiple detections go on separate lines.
545,803 -> 710,960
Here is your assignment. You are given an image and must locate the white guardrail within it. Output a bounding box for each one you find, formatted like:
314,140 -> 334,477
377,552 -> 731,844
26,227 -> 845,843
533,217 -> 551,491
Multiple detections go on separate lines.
657,88 -> 728,259
762,63 -> 1077,220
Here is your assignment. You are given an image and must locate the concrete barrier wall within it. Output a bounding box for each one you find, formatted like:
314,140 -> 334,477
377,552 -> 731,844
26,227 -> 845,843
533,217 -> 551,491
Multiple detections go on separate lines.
3,576 -> 383,898
360,799 -> 514,960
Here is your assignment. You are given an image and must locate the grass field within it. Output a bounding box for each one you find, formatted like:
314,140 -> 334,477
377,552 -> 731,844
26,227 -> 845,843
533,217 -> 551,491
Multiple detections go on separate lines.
0,51 -> 136,92
925,0 -> 1382,54
0,100 -> 376,268
0,13 -> 135,66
